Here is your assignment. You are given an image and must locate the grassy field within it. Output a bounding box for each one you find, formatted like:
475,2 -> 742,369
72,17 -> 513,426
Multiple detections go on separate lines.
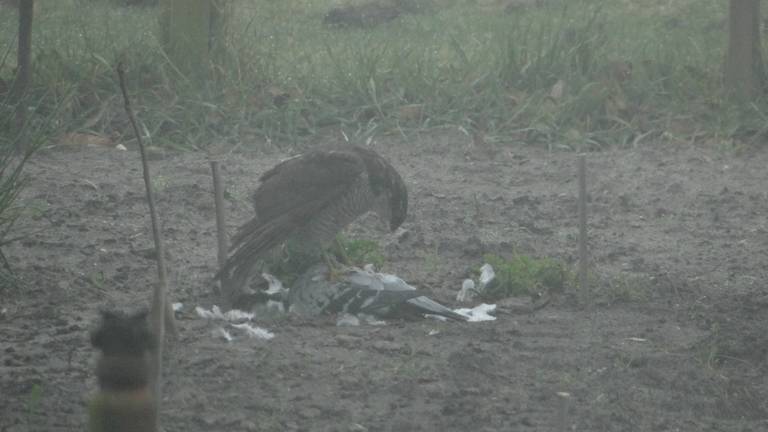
0,0 -> 762,151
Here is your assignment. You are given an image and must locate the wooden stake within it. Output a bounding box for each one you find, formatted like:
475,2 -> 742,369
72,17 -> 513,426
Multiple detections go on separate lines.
577,154 -> 588,293
210,159 -> 231,307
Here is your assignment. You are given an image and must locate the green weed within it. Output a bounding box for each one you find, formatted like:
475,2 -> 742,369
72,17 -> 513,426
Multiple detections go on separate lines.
591,272 -> 654,305
480,253 -> 566,300
337,236 -> 385,269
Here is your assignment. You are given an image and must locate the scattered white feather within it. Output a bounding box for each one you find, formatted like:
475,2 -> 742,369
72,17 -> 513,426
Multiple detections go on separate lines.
457,279 -> 476,302
428,329 -> 440,336
230,323 -> 275,340
359,314 -> 386,326
261,272 -> 287,295
337,312 -> 386,327
195,305 -> 254,322
213,327 -> 233,342
266,300 -> 285,313
115,144 -> 127,151
454,303 -> 497,322
337,313 -> 360,327
223,309 -> 255,321
478,263 -> 496,292
196,305 -> 273,341
195,305 -> 220,319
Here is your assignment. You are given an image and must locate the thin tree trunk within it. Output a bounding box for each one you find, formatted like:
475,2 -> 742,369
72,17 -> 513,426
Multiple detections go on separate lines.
725,0 -> 765,99
11,0 -> 34,149
159,0 -> 211,79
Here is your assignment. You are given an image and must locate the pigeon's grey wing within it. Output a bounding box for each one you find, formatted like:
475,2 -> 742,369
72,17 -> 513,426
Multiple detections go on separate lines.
289,264 -> 468,321
405,296 -> 470,321
344,268 -> 468,320
354,287 -> 424,315
289,264 -> 422,316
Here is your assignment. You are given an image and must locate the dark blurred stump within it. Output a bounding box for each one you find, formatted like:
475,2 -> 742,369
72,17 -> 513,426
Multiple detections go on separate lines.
89,310 -> 157,432
324,2 -> 401,28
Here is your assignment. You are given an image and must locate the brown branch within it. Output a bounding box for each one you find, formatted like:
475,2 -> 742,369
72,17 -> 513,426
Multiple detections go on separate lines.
116,62 -> 176,427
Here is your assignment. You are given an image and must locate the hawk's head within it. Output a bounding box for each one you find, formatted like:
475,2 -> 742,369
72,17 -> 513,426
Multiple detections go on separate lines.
354,147 -> 408,231
380,165 -> 408,231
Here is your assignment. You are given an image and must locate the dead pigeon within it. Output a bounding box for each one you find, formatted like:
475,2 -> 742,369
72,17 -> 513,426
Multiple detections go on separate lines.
284,264 -> 468,321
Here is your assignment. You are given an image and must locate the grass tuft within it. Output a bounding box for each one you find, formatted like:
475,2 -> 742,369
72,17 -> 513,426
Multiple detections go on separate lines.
480,253 -> 566,300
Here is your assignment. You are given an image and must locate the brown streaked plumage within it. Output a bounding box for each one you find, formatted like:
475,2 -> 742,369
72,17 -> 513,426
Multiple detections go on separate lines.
218,146 -> 408,291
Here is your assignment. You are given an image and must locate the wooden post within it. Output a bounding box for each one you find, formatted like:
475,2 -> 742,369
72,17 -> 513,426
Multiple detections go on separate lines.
577,155 -> 588,293
210,160 -> 232,307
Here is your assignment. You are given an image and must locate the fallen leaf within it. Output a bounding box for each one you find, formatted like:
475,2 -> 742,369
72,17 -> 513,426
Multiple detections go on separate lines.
398,104 -> 424,122
549,79 -> 566,101
57,132 -> 113,148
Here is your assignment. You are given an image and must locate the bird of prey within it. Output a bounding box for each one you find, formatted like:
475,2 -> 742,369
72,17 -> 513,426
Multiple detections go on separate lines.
218,146 -> 408,295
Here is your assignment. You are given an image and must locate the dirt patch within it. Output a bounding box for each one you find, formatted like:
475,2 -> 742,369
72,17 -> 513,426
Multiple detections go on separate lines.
1,131 -> 768,431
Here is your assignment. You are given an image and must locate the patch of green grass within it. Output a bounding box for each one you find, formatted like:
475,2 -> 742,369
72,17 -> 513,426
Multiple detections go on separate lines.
337,236 -> 385,269
260,235 -> 385,285
26,382 -> 43,423
585,272 -> 654,305
0,88 -> 68,292
569,269 -> 656,306
480,253 -> 566,301
0,0 -> 763,149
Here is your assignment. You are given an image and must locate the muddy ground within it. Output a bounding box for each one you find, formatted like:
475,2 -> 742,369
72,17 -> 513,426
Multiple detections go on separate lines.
1,130 -> 767,431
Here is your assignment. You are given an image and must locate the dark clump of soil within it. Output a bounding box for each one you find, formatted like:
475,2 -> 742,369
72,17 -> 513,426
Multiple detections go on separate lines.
1,131 -> 768,431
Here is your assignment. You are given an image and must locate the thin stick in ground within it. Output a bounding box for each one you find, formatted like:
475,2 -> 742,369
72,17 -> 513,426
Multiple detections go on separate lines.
577,154 -> 588,294
116,62 -> 177,420
210,159 -> 232,308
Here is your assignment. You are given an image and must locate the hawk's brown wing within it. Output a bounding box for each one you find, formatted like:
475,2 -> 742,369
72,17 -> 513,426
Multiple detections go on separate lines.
219,150 -> 366,287
250,150 -> 364,222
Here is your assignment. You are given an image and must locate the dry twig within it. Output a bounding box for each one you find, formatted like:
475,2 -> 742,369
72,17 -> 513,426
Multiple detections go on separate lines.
116,62 -> 177,424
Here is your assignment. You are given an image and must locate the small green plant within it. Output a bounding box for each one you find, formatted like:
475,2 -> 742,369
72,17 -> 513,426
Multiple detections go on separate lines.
480,253 -> 566,300
87,271 -> 107,290
26,383 -> 43,423
261,235 -> 385,285
0,91 -> 68,289
337,236 -> 385,269
593,272 -> 653,304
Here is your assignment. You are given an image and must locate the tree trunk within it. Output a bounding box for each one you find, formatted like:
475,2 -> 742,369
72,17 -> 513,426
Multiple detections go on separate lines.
159,0 -> 212,79
11,0 -> 34,148
725,0 -> 765,99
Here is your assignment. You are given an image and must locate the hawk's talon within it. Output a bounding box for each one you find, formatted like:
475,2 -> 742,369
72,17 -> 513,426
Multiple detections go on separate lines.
323,252 -> 345,282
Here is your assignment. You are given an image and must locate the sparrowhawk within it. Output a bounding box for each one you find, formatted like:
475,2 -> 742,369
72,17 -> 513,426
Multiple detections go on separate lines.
218,146 -> 408,294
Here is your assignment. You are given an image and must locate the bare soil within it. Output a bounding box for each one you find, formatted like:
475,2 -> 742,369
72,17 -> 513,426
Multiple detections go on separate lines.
2,131 -> 768,431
